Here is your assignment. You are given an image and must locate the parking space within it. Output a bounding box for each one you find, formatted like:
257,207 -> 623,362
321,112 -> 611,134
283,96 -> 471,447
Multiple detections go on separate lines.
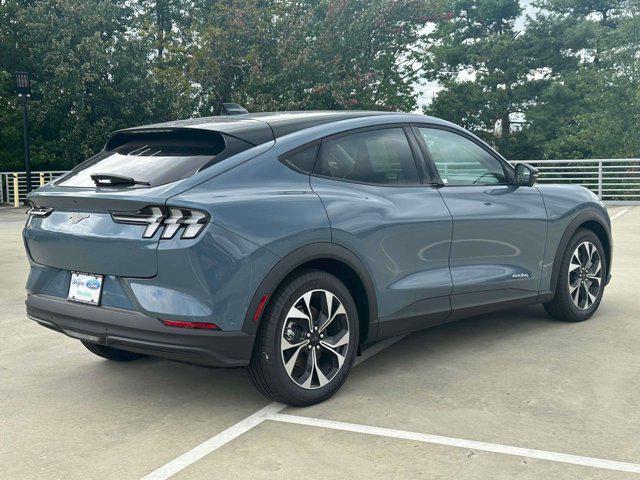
171,421 -> 633,480
1,206 -> 638,479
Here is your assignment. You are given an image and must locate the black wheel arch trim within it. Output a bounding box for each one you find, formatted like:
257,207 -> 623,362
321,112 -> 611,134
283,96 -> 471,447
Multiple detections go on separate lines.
242,242 -> 379,339
550,208 -> 612,293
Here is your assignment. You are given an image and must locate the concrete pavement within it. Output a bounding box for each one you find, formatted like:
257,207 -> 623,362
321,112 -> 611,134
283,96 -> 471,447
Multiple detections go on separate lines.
1,206 -> 638,479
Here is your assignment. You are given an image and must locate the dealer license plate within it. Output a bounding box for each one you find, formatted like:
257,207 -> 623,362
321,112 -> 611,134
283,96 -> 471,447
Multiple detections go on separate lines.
68,271 -> 103,305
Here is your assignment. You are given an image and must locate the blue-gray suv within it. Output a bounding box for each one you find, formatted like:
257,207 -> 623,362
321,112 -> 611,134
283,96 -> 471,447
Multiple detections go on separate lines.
24,111 -> 612,406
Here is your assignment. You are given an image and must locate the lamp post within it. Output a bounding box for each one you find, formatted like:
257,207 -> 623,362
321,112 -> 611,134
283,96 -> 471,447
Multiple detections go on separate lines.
16,72 -> 32,198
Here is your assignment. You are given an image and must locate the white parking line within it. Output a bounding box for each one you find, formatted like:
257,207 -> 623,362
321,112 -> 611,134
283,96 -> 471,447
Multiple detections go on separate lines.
610,206 -> 633,220
267,413 -> 640,475
140,335 -> 406,480
140,402 -> 285,480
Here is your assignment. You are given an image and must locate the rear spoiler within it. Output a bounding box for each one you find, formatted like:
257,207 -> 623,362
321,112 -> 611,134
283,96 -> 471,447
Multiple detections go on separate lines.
108,117 -> 274,148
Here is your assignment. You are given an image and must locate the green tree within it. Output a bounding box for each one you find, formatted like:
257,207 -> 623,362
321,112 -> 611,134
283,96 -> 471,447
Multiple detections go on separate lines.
420,0 -> 547,158
523,0 -> 640,158
0,0 -> 170,170
1,0 -> 443,171
137,0 -> 198,120
187,0 -> 440,114
249,0 -> 437,112
186,0 -> 276,115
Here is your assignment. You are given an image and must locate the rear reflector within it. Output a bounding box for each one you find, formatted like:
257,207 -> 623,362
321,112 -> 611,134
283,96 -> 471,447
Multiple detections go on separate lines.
161,320 -> 219,330
253,294 -> 270,322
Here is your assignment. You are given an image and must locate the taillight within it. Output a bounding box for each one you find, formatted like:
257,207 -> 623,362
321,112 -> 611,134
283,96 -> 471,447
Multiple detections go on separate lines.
110,206 -> 209,239
160,208 -> 208,239
26,201 -> 53,218
111,206 -> 165,238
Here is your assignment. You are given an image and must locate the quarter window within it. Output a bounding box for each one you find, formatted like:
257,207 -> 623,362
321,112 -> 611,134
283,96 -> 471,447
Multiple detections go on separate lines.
280,144 -> 319,174
315,128 -> 420,185
418,128 -> 507,186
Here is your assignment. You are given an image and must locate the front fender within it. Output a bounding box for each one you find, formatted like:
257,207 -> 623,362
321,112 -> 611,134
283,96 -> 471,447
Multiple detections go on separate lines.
537,185 -> 611,294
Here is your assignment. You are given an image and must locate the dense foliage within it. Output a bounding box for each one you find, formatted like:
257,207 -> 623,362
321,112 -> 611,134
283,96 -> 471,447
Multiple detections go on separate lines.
423,0 -> 639,159
0,0 -> 637,171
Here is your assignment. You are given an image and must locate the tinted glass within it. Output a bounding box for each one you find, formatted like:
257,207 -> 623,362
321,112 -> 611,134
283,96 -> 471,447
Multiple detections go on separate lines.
316,128 -> 420,185
418,128 -> 507,185
281,144 -> 319,173
58,132 -> 227,188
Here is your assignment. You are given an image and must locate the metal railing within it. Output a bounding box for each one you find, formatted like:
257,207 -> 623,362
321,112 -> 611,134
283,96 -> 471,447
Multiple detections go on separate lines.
1,159 -> 639,206
526,159 -> 640,204
438,158 -> 640,203
0,171 -> 67,206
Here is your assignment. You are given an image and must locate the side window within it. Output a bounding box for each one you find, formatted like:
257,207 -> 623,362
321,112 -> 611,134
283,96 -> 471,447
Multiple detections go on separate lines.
315,128 -> 420,185
418,128 -> 507,186
280,144 -> 319,174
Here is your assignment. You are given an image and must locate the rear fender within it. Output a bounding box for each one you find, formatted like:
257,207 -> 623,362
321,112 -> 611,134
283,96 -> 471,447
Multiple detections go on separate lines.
242,243 -> 378,339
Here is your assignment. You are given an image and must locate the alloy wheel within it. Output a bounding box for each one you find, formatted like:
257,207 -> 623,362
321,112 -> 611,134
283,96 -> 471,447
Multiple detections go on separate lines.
280,289 -> 350,389
568,241 -> 602,310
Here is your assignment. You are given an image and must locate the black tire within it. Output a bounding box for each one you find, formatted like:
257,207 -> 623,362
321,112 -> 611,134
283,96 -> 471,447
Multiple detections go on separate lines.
248,269 -> 359,406
81,341 -> 147,362
544,228 -> 607,322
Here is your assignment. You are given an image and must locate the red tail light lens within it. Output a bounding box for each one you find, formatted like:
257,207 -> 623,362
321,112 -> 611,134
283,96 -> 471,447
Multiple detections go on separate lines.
161,320 -> 220,330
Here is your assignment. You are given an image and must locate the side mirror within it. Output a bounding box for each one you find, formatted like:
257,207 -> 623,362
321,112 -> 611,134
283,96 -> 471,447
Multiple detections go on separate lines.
514,163 -> 538,187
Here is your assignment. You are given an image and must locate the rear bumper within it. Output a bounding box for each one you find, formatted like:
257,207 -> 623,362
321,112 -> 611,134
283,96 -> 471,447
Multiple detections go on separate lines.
26,294 -> 254,368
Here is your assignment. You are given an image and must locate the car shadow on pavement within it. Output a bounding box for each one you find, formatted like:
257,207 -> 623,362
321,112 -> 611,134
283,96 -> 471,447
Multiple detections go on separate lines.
311,304 -> 572,406
74,351 -> 265,409
73,304 -> 558,409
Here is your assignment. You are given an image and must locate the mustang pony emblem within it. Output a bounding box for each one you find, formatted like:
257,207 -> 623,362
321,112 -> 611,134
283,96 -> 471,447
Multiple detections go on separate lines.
69,213 -> 90,224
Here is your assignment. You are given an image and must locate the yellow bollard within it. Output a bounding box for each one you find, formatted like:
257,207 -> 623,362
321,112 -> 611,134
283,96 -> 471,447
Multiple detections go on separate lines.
39,172 -> 45,187
13,173 -> 19,207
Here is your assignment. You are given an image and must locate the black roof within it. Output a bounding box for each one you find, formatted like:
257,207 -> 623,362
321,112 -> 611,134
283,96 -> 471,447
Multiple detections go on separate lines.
237,111 -> 394,138
118,110 -> 396,145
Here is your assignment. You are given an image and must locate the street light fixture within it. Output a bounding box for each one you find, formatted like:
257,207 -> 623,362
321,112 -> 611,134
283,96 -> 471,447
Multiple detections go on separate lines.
16,72 -> 32,198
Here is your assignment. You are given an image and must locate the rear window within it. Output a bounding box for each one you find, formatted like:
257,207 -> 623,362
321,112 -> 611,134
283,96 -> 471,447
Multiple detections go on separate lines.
58,130 -> 249,188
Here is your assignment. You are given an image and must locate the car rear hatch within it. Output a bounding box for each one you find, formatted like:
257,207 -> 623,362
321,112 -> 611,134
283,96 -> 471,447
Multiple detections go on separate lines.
25,189 -> 170,278
24,124 -> 271,278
